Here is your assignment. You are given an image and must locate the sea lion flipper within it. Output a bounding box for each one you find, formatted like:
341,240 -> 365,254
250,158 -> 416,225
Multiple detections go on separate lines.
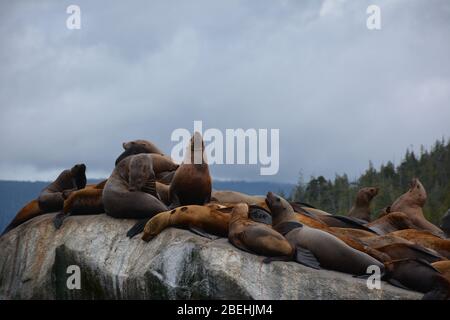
294,246 -> 321,270
127,218 -> 150,238
53,212 -> 69,230
188,226 -> 219,240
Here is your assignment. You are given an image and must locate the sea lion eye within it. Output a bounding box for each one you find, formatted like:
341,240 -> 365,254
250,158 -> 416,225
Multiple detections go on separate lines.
181,207 -> 188,212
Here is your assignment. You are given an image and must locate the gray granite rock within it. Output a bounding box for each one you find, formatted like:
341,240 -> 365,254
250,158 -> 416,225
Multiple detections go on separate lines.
0,213 -> 421,299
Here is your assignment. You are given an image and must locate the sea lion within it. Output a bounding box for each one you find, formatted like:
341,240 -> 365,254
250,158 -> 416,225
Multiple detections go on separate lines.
441,209 -> 450,238
366,212 -> 418,235
390,178 -> 446,238
38,164 -> 87,212
211,191 -> 265,205
360,234 -> 414,249
141,205 -> 233,241
227,203 -> 308,264
266,192 -> 385,275
115,139 -> 165,165
169,132 -> 211,207
348,187 -> 379,222
103,154 -> 168,220
53,180 -> 107,229
1,164 -> 87,235
384,259 -> 450,300
389,229 -> 450,258
375,243 -> 445,263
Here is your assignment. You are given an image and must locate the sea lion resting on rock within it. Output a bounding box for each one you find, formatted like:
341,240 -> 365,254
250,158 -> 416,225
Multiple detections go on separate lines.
141,204 -> 273,241
384,259 -> 450,300
348,187 -> 379,222
103,154 -> 168,221
227,203 -> 320,267
53,180 -> 107,229
1,164 -> 87,235
389,229 -> 450,259
266,192 -> 384,275
390,178 -> 446,238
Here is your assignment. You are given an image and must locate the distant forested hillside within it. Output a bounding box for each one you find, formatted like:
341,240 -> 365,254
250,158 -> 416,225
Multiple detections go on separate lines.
292,138 -> 450,224
0,180 -> 294,233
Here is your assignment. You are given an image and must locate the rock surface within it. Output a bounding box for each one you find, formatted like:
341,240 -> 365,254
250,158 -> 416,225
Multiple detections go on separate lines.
0,213 -> 421,300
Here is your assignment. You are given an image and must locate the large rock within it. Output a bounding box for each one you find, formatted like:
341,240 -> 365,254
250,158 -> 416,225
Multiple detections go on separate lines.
0,213 -> 421,300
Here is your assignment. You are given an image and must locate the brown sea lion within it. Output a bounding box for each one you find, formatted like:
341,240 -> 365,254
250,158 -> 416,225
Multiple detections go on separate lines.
169,132 -> 211,207
53,180 -> 107,229
266,192 -> 385,275
389,229 -> 450,258
375,243 -> 445,263
384,259 -> 450,300
328,227 -> 376,239
1,164 -> 87,235
390,178 -> 445,238
366,212 -> 418,235
156,182 -> 170,206
227,203 -> 303,264
211,191 -> 265,205
115,139 -> 165,165
432,261 -> 450,282
142,205 -> 233,241
360,234 -> 414,249
103,154 -> 168,221
348,187 -> 379,222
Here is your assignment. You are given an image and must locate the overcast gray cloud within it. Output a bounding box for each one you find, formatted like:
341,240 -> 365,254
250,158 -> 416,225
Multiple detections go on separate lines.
0,0 -> 449,183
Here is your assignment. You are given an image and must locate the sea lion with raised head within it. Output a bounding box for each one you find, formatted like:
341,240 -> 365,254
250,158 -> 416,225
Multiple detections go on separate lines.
103,154 -> 168,221
384,259 -> 450,300
266,192 -> 385,275
348,187 -> 379,222
390,178 -> 446,238
1,164 -> 87,235
38,164 -> 87,212
169,132 -> 211,207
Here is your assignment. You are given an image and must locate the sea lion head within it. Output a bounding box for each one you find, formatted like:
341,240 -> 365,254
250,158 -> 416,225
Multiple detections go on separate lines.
356,187 -> 379,205
265,192 -> 295,226
185,132 -> 206,164
142,211 -> 171,242
408,178 -> 427,206
128,154 -> 154,192
70,163 -> 87,189
116,140 -> 164,165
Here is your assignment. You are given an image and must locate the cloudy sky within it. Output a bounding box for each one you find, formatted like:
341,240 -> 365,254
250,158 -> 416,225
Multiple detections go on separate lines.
0,0 -> 449,183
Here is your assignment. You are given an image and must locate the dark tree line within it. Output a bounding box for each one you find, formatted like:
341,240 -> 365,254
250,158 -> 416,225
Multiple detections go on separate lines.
292,138 -> 450,224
